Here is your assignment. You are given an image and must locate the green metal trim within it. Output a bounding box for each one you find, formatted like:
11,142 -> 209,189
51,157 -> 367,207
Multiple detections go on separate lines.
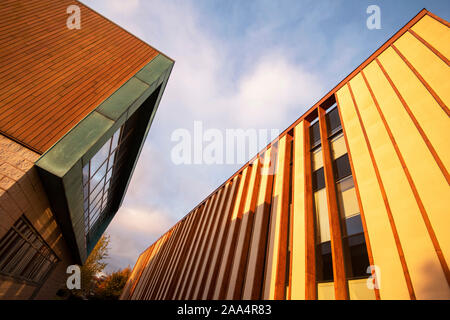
35,53 -> 174,263
119,58 -> 174,208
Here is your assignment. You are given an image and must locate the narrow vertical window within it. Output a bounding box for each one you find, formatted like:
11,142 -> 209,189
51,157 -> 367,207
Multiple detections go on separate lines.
310,120 -> 333,282
83,126 -> 124,239
327,106 -> 370,279
285,132 -> 294,297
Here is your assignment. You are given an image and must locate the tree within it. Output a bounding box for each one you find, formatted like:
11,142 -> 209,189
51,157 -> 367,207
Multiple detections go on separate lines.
80,234 -> 110,297
92,267 -> 131,300
56,234 -> 110,300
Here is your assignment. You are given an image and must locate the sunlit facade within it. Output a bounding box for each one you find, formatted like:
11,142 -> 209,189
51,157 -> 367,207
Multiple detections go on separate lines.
122,9 -> 449,300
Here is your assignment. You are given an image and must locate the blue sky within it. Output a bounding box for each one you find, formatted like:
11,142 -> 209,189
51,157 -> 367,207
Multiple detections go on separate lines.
79,0 -> 450,272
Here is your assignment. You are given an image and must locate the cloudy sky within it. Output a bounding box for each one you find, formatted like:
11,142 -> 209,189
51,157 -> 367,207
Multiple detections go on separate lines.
79,0 -> 450,272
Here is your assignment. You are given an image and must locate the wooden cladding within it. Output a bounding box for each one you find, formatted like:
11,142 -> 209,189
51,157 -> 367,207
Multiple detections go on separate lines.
0,0 -> 160,154
122,146 -> 284,300
122,10 -> 450,300
336,11 -> 450,299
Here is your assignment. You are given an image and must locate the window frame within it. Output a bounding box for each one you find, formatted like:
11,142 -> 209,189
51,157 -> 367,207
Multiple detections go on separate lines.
0,215 -> 59,287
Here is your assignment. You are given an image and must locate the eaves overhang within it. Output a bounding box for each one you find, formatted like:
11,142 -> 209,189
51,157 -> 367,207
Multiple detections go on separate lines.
35,54 -> 174,264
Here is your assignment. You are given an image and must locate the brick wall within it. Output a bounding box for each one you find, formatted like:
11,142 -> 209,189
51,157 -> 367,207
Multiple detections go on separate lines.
0,134 -> 74,300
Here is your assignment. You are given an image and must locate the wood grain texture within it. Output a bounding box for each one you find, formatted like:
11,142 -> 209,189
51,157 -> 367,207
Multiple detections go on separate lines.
0,0 -> 160,153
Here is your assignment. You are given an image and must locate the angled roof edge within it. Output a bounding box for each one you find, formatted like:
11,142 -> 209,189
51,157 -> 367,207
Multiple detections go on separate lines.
36,54 -> 173,176
35,54 -> 174,263
76,0 -> 175,64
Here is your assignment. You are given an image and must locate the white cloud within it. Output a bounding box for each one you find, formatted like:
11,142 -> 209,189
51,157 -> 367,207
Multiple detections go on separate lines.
80,0 -> 326,271
109,0 -> 140,15
112,206 -> 173,236
105,205 -> 175,272
231,52 -> 323,128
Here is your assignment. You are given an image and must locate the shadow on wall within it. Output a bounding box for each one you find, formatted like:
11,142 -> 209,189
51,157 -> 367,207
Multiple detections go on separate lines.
0,164 -> 75,300
417,259 -> 450,300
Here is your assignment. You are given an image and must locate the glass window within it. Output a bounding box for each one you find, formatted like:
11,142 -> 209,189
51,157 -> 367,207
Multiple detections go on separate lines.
334,156 -> 370,279
90,141 -> 111,177
314,184 -> 333,282
309,103 -> 371,283
310,121 -> 321,148
344,215 -> 364,238
111,128 -> 121,151
83,125 -> 123,238
310,119 -> 334,283
326,105 -> 342,136
91,161 -> 107,187
311,147 -> 323,171
336,177 -> 360,228
312,167 -> 325,191
314,188 -> 330,243
0,216 -> 58,285
316,241 -> 333,282
330,133 -> 346,160
82,164 -> 89,186
333,154 -> 352,181
343,233 -> 370,279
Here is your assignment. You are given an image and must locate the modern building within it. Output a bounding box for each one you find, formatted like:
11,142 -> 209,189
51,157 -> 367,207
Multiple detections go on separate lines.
0,0 -> 173,299
122,9 -> 449,300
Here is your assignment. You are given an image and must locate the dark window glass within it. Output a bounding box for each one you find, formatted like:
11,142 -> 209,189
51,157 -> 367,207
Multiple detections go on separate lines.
344,214 -> 364,237
310,121 -> 321,148
0,216 -> 58,285
333,154 -> 352,181
343,233 -> 371,278
326,106 -> 342,136
316,241 -> 333,282
312,167 -> 325,191
83,126 -> 123,236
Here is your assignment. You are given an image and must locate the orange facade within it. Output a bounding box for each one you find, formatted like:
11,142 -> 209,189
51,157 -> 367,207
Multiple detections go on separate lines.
122,10 -> 450,300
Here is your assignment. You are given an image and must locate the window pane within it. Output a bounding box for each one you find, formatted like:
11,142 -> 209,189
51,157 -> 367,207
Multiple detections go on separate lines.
311,147 -> 323,171
90,189 -> 103,213
316,241 -> 333,282
90,138 -> 111,176
330,133 -> 346,160
344,215 -> 364,237
312,167 -> 325,191
83,125 -> 124,237
105,167 -> 113,183
90,180 -> 103,199
343,233 -> 370,278
314,188 -> 330,243
91,162 -> 107,188
310,121 -> 321,148
336,176 -> 359,219
0,216 -> 58,285
333,154 -> 352,181
108,151 -> 116,171
326,106 -> 342,136
111,127 -> 121,151
82,163 -> 89,186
